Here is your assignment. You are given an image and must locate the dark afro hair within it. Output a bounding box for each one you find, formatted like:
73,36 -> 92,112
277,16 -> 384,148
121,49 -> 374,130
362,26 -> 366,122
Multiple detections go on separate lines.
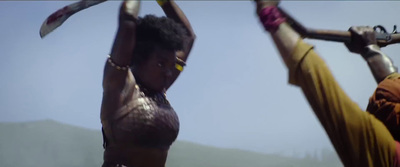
132,14 -> 187,66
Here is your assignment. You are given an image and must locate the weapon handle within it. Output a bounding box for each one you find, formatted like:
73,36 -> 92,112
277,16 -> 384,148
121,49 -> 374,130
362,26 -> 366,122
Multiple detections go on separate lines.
278,7 -> 400,48
305,29 -> 350,43
304,29 -> 400,48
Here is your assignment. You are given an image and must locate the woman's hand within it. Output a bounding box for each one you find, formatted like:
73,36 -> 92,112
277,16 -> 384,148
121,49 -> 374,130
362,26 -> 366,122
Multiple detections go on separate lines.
345,26 -> 398,83
119,0 -> 141,24
345,26 -> 377,54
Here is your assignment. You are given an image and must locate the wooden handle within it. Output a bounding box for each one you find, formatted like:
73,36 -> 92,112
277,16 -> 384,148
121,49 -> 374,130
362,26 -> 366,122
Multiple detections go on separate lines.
304,29 -> 400,48
305,29 -> 351,43
278,7 -> 400,48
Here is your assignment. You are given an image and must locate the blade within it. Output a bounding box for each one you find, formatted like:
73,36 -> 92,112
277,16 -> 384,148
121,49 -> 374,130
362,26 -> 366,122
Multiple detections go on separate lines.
39,0 -> 107,38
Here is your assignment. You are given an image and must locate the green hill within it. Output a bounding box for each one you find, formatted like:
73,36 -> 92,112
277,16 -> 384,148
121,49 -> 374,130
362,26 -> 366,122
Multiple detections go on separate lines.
0,120 -> 342,167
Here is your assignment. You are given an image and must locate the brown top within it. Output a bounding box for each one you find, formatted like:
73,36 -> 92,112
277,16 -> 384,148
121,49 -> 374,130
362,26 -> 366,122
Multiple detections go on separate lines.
101,84 -> 179,167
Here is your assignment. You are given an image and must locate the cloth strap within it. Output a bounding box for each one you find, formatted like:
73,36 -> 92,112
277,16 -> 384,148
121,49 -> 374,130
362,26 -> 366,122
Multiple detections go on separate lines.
258,6 -> 287,32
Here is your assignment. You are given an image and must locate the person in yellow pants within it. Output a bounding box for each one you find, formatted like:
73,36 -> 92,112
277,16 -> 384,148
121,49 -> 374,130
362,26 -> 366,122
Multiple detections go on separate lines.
253,1 -> 400,166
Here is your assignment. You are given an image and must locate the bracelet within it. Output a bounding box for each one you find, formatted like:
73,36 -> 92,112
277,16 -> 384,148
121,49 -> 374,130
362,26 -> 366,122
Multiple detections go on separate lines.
157,0 -> 168,6
258,6 -> 286,32
362,44 -> 384,59
362,45 -> 398,82
107,55 -> 130,71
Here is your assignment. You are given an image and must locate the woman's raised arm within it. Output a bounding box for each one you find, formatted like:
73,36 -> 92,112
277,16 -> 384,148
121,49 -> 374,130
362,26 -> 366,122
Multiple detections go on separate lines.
158,0 -> 196,89
101,1 -> 140,118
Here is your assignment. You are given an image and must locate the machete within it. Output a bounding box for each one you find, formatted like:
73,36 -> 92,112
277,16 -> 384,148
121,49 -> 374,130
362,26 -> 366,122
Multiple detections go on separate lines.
39,0 -> 107,38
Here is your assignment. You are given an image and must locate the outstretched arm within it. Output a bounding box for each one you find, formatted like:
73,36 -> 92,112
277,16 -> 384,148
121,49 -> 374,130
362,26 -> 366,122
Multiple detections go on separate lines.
254,1 -> 397,166
254,0 -> 300,69
158,0 -> 196,89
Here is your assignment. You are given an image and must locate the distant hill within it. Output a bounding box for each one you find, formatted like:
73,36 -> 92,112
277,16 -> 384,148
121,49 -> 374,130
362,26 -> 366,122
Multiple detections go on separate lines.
0,120 -> 342,167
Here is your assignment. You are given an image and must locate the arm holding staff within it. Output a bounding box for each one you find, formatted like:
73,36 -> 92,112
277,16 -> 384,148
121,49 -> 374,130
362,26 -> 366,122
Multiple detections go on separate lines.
254,1 -> 400,166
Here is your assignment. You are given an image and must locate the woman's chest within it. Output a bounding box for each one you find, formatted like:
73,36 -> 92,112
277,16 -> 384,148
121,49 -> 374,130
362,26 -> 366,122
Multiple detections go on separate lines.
113,96 -> 180,147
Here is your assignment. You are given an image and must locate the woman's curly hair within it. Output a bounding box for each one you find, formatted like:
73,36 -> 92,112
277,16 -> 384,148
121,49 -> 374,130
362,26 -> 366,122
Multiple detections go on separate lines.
132,14 -> 187,65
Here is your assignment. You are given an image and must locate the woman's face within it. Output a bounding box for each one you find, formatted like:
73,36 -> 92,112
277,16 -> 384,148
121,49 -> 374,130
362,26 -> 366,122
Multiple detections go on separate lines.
134,46 -> 176,92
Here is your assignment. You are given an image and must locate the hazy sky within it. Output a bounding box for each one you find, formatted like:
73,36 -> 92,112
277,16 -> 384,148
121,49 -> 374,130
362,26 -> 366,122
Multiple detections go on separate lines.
2,1 -> 400,157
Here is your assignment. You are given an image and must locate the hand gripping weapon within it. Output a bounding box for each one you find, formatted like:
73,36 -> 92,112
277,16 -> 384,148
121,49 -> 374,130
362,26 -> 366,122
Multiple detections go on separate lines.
278,7 -> 400,47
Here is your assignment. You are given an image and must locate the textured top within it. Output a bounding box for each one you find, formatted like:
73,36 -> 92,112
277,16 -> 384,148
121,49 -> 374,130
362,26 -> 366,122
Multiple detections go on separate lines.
101,84 -> 180,150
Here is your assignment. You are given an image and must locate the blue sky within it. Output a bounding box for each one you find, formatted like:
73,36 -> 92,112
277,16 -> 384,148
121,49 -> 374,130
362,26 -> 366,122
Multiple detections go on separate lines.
1,1 -> 400,156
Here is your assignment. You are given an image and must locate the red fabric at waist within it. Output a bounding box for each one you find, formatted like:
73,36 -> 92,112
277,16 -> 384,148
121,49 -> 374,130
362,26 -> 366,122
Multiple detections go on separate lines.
394,141 -> 400,167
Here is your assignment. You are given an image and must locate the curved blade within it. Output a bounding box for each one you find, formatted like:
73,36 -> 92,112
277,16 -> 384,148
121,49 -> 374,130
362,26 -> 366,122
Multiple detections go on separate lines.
40,0 -> 107,38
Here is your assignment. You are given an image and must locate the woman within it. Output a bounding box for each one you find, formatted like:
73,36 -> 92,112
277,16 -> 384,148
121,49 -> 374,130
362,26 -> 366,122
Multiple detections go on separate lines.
100,0 -> 195,167
254,0 -> 400,166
